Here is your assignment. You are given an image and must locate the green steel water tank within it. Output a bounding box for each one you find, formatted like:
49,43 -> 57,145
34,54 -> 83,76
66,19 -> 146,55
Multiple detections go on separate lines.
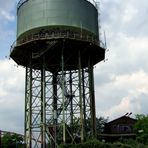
10,0 -> 105,70
10,1 -> 105,146
17,0 -> 99,40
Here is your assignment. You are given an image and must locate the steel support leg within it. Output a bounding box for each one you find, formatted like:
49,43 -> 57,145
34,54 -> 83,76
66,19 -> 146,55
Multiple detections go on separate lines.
53,73 -> 57,148
88,58 -> 96,138
78,51 -> 84,142
61,49 -> 66,144
41,62 -> 46,148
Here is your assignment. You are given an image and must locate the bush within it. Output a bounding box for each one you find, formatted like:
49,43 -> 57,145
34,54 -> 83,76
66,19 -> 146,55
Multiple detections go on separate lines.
59,139 -> 148,148
119,138 -> 148,148
113,142 -> 132,148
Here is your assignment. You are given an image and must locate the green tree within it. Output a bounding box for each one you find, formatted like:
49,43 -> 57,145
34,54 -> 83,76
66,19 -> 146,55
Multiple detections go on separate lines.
96,116 -> 108,133
85,116 -> 108,136
134,114 -> 148,144
1,133 -> 23,148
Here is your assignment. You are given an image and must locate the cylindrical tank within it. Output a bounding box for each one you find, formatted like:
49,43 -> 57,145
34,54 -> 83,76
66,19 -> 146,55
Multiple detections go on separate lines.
11,0 -> 105,70
17,0 -> 99,41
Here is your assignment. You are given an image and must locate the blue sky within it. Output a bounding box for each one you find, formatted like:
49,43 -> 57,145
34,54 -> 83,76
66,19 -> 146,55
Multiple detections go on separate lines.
0,0 -> 17,59
0,0 -> 148,134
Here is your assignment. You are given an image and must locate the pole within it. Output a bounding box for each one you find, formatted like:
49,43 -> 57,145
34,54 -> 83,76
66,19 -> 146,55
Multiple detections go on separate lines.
53,73 -> 57,148
69,70 -> 73,129
88,57 -> 96,138
29,55 -> 32,148
78,51 -> 84,142
61,42 -> 66,144
24,68 -> 27,147
82,68 -> 86,138
41,58 -> 46,148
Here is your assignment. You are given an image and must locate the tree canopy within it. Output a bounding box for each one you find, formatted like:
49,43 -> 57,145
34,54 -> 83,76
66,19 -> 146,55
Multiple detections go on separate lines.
134,114 -> 148,144
1,133 -> 23,148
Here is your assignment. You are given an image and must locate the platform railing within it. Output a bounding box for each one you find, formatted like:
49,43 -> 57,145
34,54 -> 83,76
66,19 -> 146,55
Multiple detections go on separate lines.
10,31 -> 106,54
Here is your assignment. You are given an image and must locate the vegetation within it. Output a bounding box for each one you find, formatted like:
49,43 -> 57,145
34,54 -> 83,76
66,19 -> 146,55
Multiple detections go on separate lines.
1,114 -> 148,148
59,114 -> 148,148
85,116 -> 108,134
59,139 -> 148,148
55,116 -> 108,143
134,114 -> 148,144
1,133 -> 24,148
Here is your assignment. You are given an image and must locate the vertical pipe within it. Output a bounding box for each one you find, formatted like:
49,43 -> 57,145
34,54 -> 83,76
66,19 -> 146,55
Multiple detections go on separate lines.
82,68 -> 86,138
53,72 -> 57,148
41,60 -> 46,148
78,51 -> 84,142
61,44 -> 66,144
69,70 -> 73,127
88,58 -> 96,138
24,67 -> 28,147
29,56 -> 32,148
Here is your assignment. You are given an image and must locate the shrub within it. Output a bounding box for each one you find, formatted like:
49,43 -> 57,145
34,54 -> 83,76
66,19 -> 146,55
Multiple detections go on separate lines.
59,139 -> 148,148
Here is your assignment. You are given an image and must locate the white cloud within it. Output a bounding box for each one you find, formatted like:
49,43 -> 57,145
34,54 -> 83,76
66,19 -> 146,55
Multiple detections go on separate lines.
0,59 -> 25,133
122,4 -> 138,23
96,70 -> 148,120
92,0 -> 148,121
0,10 -> 15,21
0,1 -> 17,58
0,0 -> 17,22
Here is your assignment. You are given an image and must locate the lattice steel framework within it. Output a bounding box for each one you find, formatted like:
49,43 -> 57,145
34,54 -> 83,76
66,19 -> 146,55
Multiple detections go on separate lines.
10,0 -> 106,147
24,50 -> 96,148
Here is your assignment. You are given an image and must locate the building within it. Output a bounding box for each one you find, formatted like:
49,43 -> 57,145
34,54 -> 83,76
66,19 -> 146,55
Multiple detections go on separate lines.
99,114 -> 137,142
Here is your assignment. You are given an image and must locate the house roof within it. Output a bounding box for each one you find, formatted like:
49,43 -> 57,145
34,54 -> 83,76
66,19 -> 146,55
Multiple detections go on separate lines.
106,115 -> 137,125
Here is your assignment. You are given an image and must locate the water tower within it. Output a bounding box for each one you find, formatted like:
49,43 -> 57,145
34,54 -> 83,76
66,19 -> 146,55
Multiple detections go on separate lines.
10,0 -> 105,147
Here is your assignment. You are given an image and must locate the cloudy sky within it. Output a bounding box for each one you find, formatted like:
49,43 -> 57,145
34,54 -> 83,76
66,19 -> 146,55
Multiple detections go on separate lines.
0,0 -> 148,134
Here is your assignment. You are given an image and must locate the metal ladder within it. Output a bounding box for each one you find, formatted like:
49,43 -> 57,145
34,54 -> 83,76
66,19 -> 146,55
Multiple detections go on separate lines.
32,40 -> 57,59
